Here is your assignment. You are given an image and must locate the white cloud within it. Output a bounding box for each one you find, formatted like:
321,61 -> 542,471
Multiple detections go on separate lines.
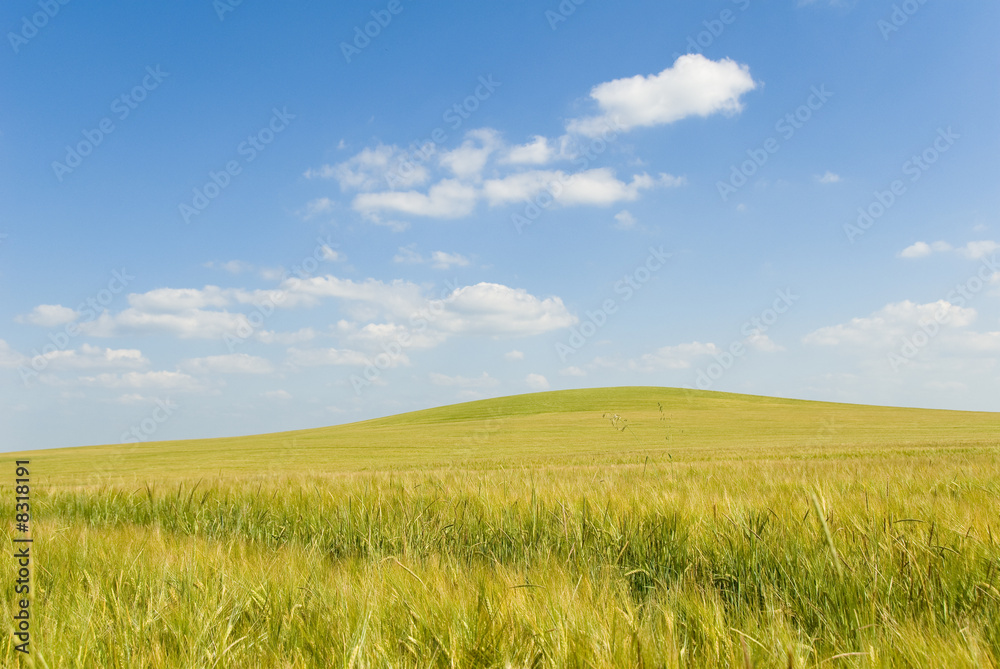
79,308 -> 250,339
501,135 -> 557,165
305,59 -> 745,228
525,373 -> 550,390
256,328 -> 318,345
898,240 -> 998,260
628,341 -> 720,371
430,251 -> 470,270
353,178 -> 478,219
278,275 -> 426,318
559,366 -> 586,377
76,371 -> 206,392
262,389 -> 293,400
393,246 -> 469,269
15,304 -> 79,327
392,244 -> 424,265
286,346 -> 400,368
76,286 -> 302,342
899,242 -> 933,259
204,260 -> 254,274
283,276 -> 576,338
480,170 -> 555,205
438,128 -> 501,180
504,350 -> 524,361
320,246 -> 344,262
128,286 -> 231,312
614,210 -> 638,230
566,55 -> 756,137
596,342 -> 719,372
656,172 -> 687,188
311,60 -> 740,226
393,245 -> 423,264
555,171 -> 686,205
340,321 -> 446,350
483,168 -> 682,208
180,354 -> 274,375
803,300 -> 976,347
745,332 -> 785,352
360,214 -> 410,232
115,393 -> 159,405
436,283 -> 577,336
899,241 -> 952,258
0,340 -> 26,368
307,143 -> 430,191
259,267 -> 286,281
955,331 -> 1000,352
51,272 -> 573,349
429,371 -> 499,388
960,240 -> 1000,260
817,171 -> 841,184
30,344 -> 149,371
302,197 -> 335,218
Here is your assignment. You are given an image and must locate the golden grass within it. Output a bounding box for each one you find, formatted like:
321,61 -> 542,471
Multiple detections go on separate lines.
4,387 -> 999,667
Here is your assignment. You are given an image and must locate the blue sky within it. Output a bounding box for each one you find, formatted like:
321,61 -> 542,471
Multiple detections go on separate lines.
2,0 -> 998,451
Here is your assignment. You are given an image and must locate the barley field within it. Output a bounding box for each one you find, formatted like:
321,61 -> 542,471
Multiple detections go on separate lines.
4,387 -> 999,668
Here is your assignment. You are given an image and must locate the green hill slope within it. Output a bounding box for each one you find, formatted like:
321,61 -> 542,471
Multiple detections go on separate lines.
7,387 -> 1000,666
17,387 -> 1000,484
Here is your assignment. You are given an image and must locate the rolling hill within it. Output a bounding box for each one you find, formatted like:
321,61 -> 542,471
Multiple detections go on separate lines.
20,386 -> 1000,484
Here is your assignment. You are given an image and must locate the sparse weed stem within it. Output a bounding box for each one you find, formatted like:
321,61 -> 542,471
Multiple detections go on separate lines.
602,411 -> 641,445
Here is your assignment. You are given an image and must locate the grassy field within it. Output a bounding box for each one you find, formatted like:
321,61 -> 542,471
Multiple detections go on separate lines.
3,386 -> 999,667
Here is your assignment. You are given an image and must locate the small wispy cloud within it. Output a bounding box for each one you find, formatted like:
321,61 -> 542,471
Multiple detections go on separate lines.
393,246 -> 470,270
429,372 -> 499,388
302,197 -> 336,218
204,260 -> 254,274
525,373 -> 550,390
614,210 -> 638,230
898,240 -> 997,260
261,389 -> 292,400
899,241 -> 952,259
